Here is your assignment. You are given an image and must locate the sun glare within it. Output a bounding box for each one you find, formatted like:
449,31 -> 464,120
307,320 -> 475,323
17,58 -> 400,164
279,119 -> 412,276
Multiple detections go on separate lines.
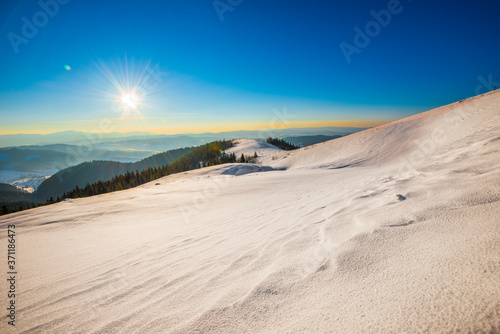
121,93 -> 138,109
92,58 -> 168,120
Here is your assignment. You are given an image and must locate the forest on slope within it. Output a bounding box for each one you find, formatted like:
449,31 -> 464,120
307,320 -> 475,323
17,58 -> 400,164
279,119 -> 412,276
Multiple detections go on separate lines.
0,140 -> 236,215
35,146 -> 194,202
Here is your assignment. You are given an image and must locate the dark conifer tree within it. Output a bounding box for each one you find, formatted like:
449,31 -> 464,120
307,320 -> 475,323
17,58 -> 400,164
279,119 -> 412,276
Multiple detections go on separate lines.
266,137 -> 299,150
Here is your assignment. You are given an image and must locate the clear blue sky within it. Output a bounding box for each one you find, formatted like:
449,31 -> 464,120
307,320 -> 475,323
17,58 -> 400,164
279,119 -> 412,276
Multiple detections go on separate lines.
0,0 -> 499,134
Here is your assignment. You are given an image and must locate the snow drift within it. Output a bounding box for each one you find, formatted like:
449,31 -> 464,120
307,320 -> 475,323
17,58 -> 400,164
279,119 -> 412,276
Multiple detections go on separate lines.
1,90 -> 499,333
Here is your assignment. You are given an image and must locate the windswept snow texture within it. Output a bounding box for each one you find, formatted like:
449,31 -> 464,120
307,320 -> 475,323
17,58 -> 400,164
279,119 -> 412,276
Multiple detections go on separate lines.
1,91 -> 500,333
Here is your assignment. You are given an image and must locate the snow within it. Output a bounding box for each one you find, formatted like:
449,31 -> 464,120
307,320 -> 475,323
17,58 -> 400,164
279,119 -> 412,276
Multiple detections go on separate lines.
1,90 -> 499,333
0,170 -> 56,190
226,139 -> 283,163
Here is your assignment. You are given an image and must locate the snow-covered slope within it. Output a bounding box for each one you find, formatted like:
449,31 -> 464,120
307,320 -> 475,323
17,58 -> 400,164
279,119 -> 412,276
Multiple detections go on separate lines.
225,138 -> 283,163
1,90 -> 499,333
268,90 -> 500,172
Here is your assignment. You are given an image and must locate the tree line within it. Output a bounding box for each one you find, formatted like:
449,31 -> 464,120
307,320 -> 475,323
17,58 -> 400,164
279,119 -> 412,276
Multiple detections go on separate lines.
61,140 -> 235,200
266,137 -> 300,150
1,140 -> 236,215
1,201 -> 36,215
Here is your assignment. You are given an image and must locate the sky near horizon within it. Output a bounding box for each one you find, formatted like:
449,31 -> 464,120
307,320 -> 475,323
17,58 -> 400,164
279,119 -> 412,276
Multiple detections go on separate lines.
0,0 -> 499,135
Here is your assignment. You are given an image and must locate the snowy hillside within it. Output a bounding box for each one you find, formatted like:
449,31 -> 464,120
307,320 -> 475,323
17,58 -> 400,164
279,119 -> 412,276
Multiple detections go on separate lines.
225,139 -> 283,163
0,90 -> 499,333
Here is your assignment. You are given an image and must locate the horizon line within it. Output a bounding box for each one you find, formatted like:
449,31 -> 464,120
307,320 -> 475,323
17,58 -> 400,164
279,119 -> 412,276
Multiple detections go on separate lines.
0,122 -> 383,136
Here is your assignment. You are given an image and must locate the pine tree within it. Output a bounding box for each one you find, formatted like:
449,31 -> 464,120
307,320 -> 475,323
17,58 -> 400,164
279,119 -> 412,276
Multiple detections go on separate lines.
240,153 -> 246,163
266,137 -> 299,150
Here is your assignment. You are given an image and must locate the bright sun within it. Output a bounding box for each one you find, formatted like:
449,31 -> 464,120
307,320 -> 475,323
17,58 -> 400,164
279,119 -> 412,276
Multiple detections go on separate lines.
121,94 -> 138,109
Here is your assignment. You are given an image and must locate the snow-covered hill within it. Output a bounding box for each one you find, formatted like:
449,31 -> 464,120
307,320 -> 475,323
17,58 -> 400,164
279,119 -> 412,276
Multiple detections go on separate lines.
1,90 -> 499,333
225,138 -> 284,163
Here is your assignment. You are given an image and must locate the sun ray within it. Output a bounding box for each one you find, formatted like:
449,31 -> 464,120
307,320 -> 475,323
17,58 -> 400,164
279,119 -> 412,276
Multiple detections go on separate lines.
89,57 -> 162,120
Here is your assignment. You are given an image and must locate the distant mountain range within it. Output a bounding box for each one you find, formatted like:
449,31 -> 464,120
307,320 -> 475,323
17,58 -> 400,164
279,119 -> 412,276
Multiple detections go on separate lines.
0,131 -> 158,148
35,147 -> 194,202
0,144 -> 153,173
0,145 -> 198,211
0,129 -> 362,196
0,127 -> 367,148
0,143 -> 163,189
